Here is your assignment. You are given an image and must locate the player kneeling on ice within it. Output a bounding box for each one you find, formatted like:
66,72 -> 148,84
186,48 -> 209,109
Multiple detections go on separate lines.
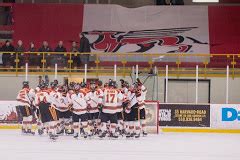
35,82 -> 59,140
68,83 -> 90,139
16,81 -> 35,135
99,81 -> 124,138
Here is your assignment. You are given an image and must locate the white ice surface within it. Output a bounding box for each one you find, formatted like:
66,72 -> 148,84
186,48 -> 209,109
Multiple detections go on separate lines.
0,130 -> 239,160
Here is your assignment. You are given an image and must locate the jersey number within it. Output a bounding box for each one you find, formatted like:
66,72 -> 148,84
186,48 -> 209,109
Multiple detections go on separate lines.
106,94 -> 115,103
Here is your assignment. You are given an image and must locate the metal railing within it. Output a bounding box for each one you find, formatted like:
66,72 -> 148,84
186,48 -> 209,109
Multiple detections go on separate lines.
0,52 -> 239,78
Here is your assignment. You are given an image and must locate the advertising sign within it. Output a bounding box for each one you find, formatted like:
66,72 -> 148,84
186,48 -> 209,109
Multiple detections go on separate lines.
159,104 -> 210,127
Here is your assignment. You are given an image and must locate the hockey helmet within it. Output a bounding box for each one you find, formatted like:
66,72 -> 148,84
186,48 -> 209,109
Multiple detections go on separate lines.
80,82 -> 87,88
90,81 -> 96,89
22,81 -> 29,88
97,80 -> 103,87
108,81 -> 117,88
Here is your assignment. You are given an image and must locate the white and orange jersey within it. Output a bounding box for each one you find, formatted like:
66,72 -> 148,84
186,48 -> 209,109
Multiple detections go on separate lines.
80,87 -> 90,96
137,85 -> 147,110
34,89 -> 51,107
49,89 -> 59,101
66,89 -> 75,102
16,88 -> 31,106
96,87 -> 103,105
125,90 -> 138,113
116,87 -> 128,113
68,92 -> 87,115
102,88 -> 124,114
52,92 -> 70,112
86,89 -> 103,113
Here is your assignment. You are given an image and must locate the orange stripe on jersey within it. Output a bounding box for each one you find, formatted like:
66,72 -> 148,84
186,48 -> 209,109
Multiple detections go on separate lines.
73,108 -> 88,112
90,107 -> 98,111
80,88 -> 89,96
104,106 -> 122,110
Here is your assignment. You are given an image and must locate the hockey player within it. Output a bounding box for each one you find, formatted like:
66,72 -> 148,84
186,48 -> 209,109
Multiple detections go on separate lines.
16,81 -> 35,134
68,83 -> 89,139
86,81 -> 103,136
35,82 -> 59,140
99,81 -> 123,138
60,86 -> 74,135
49,82 -> 73,135
125,83 -> 141,138
115,80 -> 129,136
136,79 -> 148,136
119,80 -> 131,135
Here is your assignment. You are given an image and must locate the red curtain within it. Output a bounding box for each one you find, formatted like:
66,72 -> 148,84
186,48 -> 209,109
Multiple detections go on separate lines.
209,6 -> 240,54
12,4 -> 84,50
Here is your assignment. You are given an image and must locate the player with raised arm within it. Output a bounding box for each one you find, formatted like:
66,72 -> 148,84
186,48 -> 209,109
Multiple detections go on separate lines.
125,83 -> 142,138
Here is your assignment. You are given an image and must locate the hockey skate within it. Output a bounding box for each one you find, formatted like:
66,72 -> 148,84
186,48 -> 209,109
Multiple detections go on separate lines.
98,131 -> 107,138
83,133 -> 88,139
142,131 -> 148,137
56,129 -> 64,135
37,128 -> 44,135
135,133 -> 140,138
27,129 -> 35,135
119,129 -> 126,137
109,132 -> 118,139
21,128 -> 27,134
49,133 -> 58,141
73,133 -> 79,139
126,133 -> 135,138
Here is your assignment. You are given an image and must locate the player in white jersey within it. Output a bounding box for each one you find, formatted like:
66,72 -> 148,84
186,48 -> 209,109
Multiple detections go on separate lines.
136,79 -> 148,136
124,83 -> 142,138
116,79 -> 129,136
49,82 -> 73,135
35,82 -> 59,140
68,83 -> 89,139
99,81 -> 124,138
16,81 -> 34,134
86,81 -> 103,136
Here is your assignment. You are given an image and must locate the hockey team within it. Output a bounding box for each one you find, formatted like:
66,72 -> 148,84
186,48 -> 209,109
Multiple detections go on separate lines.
16,77 -> 148,140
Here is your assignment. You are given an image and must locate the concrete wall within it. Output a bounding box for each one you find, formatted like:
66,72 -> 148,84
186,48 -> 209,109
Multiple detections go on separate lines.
0,74 -> 239,104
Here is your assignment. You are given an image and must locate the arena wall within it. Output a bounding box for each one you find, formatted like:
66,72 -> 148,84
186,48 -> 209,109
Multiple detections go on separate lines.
0,74 -> 239,104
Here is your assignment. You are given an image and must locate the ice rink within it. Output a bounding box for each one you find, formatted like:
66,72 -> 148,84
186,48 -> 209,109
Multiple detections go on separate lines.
0,130 -> 239,160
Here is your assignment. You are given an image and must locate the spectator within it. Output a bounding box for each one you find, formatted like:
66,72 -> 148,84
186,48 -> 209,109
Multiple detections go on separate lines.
70,41 -> 79,68
15,40 -> 26,67
38,41 -> 52,67
70,41 -> 78,52
54,41 -> 66,52
28,42 -> 37,66
1,40 -> 15,67
28,42 -> 36,52
79,33 -> 91,65
38,41 -> 52,52
54,41 -> 67,68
